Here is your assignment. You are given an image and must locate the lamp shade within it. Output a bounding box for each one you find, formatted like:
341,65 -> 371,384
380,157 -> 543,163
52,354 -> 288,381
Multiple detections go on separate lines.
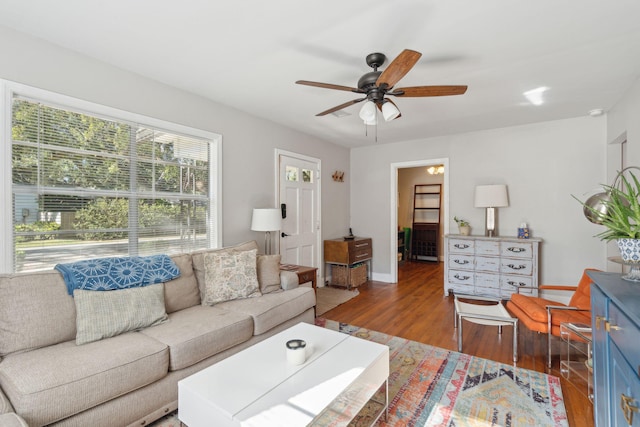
474,185 -> 509,208
359,100 -> 376,122
251,208 -> 281,231
381,101 -> 400,121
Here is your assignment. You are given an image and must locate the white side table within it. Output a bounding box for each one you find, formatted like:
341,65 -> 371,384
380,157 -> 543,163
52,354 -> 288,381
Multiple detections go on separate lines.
454,294 -> 518,362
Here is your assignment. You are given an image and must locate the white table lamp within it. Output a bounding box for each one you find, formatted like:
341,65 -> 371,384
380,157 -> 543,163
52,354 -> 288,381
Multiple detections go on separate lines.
474,185 -> 509,237
251,208 -> 281,254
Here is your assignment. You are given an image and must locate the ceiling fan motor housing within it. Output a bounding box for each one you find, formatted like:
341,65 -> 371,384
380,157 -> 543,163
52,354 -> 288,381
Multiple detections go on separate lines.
365,52 -> 386,69
358,71 -> 382,92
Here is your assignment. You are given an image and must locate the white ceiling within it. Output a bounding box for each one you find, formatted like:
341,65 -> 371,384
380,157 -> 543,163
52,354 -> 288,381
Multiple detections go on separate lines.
1,0 -> 640,148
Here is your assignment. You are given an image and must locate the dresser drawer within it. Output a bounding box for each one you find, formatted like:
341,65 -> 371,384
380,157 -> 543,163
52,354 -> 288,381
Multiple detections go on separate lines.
608,301 -> 640,377
350,239 -> 372,264
448,269 -> 474,286
448,254 -> 474,271
448,283 -> 474,295
500,241 -> 533,258
475,256 -> 500,273
449,239 -> 474,254
475,272 -> 500,290
476,240 -> 499,256
500,275 -> 534,294
500,259 -> 532,276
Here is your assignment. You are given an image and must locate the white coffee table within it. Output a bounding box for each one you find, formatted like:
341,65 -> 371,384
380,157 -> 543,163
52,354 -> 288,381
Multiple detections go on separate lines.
178,322 -> 389,427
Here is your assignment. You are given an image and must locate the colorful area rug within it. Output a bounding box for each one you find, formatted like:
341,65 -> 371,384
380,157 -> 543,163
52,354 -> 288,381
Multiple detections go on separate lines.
150,319 -> 568,427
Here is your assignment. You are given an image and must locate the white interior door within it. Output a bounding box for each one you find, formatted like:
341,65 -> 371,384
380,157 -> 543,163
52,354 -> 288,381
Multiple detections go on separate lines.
278,152 -> 320,267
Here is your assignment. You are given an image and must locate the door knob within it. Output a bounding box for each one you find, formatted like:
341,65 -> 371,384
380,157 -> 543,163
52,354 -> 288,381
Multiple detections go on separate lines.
281,232 -> 290,237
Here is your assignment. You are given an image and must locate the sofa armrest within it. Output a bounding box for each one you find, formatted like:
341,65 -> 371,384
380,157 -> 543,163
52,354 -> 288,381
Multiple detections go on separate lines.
0,413 -> 29,427
280,271 -> 300,291
539,285 -> 578,292
545,305 -> 589,312
0,388 -> 25,427
0,388 -> 14,415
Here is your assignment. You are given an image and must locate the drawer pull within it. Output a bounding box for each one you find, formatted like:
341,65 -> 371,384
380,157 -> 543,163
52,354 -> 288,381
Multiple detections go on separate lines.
506,264 -> 526,270
605,322 -> 622,333
355,253 -> 369,259
620,394 -> 639,425
454,274 -> 470,281
507,247 -> 526,253
507,280 -> 526,287
454,259 -> 469,265
355,243 -> 369,248
454,244 -> 470,249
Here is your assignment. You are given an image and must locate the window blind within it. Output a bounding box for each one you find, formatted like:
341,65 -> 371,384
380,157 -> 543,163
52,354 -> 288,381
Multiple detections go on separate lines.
11,95 -> 217,273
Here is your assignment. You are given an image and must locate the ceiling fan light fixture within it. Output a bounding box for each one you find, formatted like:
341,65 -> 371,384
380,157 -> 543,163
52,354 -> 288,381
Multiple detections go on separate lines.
381,101 -> 400,121
363,116 -> 377,126
359,100 -> 377,122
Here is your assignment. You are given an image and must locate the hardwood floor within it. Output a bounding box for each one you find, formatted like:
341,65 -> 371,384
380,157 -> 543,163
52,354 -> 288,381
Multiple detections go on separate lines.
321,261 -> 594,427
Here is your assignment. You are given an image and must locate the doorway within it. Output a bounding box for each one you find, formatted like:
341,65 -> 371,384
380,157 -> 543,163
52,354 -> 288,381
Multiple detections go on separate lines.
389,158 -> 449,283
276,150 -> 321,269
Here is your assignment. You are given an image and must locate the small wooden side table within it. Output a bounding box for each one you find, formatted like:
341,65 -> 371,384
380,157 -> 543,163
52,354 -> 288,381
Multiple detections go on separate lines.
280,264 -> 318,292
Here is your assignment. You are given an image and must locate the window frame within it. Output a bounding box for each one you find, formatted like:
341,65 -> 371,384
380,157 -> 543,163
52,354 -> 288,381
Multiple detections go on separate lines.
0,80 -> 223,273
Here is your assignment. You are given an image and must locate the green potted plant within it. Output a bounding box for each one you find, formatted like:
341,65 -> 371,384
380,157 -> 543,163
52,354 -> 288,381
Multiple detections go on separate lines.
577,169 -> 640,279
454,216 -> 471,236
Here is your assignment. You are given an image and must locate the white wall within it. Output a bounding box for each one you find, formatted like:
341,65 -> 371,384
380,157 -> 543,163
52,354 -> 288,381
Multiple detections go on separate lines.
351,116 -> 607,285
607,76 -> 640,166
0,26 -> 351,254
604,76 -> 640,272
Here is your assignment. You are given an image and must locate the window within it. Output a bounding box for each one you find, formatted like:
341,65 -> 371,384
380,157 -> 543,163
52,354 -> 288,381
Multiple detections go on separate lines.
1,82 -> 222,273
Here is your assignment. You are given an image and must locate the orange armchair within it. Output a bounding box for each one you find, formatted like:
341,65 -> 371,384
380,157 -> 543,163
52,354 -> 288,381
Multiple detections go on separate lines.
506,268 -> 598,368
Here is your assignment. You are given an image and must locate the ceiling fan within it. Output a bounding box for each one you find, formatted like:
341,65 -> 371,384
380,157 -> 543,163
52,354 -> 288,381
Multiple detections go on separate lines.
296,49 -> 467,124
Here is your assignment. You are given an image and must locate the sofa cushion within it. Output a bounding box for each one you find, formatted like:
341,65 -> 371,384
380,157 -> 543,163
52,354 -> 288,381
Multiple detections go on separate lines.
140,305 -> 254,371
216,287 -> 316,335
280,270 -> 300,290
0,270 -> 76,356
202,248 -> 261,305
0,413 -> 28,427
74,283 -> 169,345
257,254 -> 282,294
192,240 -> 259,298
0,333 -> 168,427
165,253 -> 200,313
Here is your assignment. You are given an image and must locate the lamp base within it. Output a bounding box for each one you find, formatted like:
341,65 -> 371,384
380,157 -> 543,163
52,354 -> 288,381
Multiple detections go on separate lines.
263,231 -> 272,255
484,207 -> 499,237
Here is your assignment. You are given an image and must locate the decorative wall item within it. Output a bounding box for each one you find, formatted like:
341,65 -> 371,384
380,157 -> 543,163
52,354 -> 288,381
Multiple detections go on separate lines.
332,171 -> 345,182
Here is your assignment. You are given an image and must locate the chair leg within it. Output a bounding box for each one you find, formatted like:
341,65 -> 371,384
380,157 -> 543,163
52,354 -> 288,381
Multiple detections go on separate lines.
457,315 -> 463,353
547,313 -> 553,368
547,331 -> 552,368
513,320 -> 518,363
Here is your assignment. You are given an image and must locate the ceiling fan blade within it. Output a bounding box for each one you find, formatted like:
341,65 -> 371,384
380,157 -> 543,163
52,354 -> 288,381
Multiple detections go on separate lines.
296,80 -> 363,93
316,98 -> 366,116
390,85 -> 468,97
376,49 -> 422,89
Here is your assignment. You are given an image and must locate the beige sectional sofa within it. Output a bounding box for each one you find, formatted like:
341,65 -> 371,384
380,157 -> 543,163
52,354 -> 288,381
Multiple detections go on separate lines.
0,241 -> 316,427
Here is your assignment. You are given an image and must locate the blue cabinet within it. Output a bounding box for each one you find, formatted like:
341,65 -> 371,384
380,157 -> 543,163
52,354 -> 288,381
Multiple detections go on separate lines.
589,271 -> 640,427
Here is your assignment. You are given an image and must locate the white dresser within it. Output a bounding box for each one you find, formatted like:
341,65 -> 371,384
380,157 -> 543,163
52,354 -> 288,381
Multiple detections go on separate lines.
444,235 -> 541,299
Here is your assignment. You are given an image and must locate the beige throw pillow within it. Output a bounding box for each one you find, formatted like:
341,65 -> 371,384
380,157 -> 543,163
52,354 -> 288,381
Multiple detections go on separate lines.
74,283 -> 168,345
202,248 -> 261,305
257,254 -> 281,294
